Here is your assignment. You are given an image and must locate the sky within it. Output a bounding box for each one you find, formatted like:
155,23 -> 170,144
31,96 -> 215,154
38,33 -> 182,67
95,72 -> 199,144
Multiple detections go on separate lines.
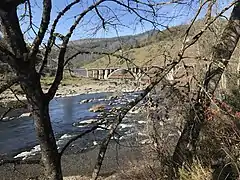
17,0 -> 234,42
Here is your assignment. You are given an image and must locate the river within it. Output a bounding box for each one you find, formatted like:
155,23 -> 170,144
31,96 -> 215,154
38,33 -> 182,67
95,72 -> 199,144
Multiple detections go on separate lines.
0,91 -> 145,159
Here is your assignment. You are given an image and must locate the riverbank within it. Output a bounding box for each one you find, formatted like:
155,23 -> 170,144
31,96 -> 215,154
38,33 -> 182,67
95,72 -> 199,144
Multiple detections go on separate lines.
0,140 -> 146,180
0,76 -> 145,104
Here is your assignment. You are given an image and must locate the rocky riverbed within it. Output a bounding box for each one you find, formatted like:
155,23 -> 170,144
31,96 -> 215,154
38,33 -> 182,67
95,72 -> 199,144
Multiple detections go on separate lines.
0,104 -> 150,180
0,78 -> 152,179
0,78 -> 145,104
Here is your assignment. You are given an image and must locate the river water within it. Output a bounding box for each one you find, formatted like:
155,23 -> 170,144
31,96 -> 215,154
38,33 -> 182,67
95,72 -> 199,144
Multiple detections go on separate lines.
0,91 -> 144,158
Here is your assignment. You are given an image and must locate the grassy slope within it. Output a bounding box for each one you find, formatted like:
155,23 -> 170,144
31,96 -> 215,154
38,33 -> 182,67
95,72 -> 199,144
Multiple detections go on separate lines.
83,19 -> 232,70
84,40 -> 181,68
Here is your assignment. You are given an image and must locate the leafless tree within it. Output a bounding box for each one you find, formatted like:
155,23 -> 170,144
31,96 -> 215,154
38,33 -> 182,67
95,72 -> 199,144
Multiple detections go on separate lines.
172,0 -> 240,177
1,0 -> 240,179
0,0 -> 186,179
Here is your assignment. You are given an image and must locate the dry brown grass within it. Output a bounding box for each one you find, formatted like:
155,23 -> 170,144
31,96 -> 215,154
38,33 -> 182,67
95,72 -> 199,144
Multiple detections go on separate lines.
84,40 -> 182,69
63,176 -> 89,180
63,176 -> 112,180
83,20 -> 226,70
179,161 -> 213,180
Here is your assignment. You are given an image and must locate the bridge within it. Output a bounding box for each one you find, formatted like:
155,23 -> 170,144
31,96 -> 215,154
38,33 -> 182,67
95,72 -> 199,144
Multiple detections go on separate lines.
71,64 -> 229,89
72,67 -> 153,80
71,65 -> 192,81
86,67 -> 151,80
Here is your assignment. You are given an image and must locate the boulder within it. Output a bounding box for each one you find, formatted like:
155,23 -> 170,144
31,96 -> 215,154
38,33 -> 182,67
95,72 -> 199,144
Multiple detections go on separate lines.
89,104 -> 106,112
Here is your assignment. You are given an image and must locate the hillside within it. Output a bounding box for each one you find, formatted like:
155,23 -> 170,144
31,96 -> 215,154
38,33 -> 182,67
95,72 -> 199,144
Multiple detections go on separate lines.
0,19 -> 229,72
47,22 -> 194,69
83,19 -> 238,72
48,29 -> 162,68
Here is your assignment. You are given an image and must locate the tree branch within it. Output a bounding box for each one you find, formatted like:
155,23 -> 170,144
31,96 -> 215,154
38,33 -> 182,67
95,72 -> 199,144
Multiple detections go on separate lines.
172,0 -> 240,173
0,76 -> 19,94
23,0 -> 37,36
129,0 -> 187,7
91,122 -> 118,179
95,6 -> 106,29
29,0 -> 52,61
181,0 -> 237,53
40,0 -> 82,74
46,0 -> 105,100
110,0 -> 167,29
0,0 -> 26,10
0,107 -> 12,121
0,5 -> 28,58
59,125 -> 100,157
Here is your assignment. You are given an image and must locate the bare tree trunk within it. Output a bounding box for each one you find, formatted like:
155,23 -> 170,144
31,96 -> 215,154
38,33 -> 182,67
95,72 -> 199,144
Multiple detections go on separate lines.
172,102 -> 204,172
0,3 -> 62,179
20,71 -> 63,180
172,2 -> 240,176
32,100 -> 62,180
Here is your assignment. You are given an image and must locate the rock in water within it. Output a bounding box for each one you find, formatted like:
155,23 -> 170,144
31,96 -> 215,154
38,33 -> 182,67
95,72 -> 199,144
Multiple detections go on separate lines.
89,104 -> 106,112
79,99 -> 89,104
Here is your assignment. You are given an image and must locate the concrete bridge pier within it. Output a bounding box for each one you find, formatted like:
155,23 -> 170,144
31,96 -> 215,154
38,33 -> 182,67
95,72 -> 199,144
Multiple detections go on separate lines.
98,69 -> 104,79
86,69 -> 89,77
132,67 -> 137,74
103,69 -> 110,79
129,67 -> 133,73
92,70 -> 99,79
96,70 -> 100,79
87,69 -> 93,78
136,67 -> 139,74
86,66 -> 151,80
91,70 -> 95,79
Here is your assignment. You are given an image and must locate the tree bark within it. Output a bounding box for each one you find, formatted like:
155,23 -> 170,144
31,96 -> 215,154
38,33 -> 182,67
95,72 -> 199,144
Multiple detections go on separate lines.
0,3 -> 63,179
172,1 -> 240,176
0,76 -> 18,94
32,98 -> 62,180
0,6 -> 27,57
172,102 -> 204,171
19,70 -> 62,180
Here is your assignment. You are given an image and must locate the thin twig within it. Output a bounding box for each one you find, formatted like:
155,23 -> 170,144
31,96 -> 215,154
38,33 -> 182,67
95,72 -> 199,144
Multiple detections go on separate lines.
0,108 -> 12,121
60,125 -> 100,157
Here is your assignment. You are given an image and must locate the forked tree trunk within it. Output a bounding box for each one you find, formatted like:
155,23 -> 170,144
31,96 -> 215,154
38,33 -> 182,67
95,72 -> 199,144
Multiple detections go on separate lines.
172,1 -> 240,175
20,71 -> 63,180
0,3 -> 63,179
